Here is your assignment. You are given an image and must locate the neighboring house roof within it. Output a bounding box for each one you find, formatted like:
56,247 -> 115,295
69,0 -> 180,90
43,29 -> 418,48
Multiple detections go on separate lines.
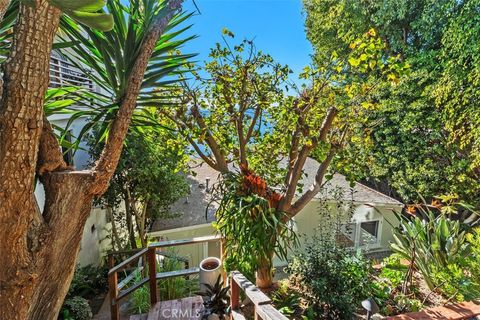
150,158 -> 402,232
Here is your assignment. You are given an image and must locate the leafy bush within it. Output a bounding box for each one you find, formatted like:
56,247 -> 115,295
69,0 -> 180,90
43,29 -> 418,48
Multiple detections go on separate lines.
60,296 -> 93,320
466,227 -> 480,283
68,264 -> 108,298
131,280 -> 150,314
286,237 -> 373,319
379,254 -> 407,289
130,252 -> 198,314
271,279 -> 301,317
158,255 -> 198,301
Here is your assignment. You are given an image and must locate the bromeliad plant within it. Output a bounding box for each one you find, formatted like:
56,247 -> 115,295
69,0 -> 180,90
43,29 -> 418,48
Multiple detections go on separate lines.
198,275 -> 230,320
212,165 -> 298,287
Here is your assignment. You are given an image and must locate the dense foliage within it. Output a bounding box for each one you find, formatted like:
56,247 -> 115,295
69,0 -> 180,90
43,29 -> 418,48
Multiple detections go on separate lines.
213,166 -> 297,282
304,0 -> 480,206
88,127 -> 189,249
286,237 -> 373,319
391,206 -> 480,301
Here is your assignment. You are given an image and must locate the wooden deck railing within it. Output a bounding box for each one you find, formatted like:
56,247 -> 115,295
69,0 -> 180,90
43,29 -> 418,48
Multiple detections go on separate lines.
230,271 -> 288,320
108,235 -> 221,320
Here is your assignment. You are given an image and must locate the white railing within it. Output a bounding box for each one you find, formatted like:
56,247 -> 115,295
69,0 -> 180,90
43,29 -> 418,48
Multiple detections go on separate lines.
49,56 -> 94,90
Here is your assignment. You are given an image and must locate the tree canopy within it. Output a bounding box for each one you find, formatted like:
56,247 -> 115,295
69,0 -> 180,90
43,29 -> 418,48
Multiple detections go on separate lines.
304,0 -> 480,206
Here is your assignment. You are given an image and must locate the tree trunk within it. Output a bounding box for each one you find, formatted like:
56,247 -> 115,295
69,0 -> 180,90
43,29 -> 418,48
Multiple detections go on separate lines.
124,189 -> 137,249
255,254 -> 274,289
0,0 -> 185,318
135,202 -> 148,248
107,206 -> 122,251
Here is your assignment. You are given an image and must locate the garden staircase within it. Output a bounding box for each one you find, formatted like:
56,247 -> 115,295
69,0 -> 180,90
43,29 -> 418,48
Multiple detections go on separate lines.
108,235 -> 287,320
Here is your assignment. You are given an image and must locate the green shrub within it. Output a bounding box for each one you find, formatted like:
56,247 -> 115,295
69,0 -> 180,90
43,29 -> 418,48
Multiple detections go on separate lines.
391,208 -> 470,291
131,281 -> 150,314
130,251 -> 198,314
68,264 -> 108,298
286,237 -> 373,319
61,296 -> 93,320
466,228 -> 480,283
379,254 -> 407,288
158,255 -> 198,301
271,279 -> 301,317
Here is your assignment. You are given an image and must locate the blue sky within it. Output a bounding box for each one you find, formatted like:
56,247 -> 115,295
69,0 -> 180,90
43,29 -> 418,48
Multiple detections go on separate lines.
181,0 -> 313,83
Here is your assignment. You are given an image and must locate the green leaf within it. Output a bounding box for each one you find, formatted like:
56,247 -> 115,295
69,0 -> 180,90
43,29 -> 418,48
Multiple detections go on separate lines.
49,0 -> 106,12
66,10 -> 114,31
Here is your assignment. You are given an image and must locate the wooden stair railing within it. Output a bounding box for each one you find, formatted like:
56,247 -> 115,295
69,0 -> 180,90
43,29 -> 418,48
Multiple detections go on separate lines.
230,271 -> 288,320
108,235 -> 222,320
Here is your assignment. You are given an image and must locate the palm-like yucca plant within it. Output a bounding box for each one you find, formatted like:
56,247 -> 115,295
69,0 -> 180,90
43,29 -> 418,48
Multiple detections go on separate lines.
57,0 -> 195,145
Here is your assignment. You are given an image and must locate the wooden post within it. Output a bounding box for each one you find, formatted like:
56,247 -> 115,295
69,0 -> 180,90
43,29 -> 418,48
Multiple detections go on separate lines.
147,246 -> 158,306
220,238 -> 227,285
108,257 -> 119,320
230,273 -> 239,313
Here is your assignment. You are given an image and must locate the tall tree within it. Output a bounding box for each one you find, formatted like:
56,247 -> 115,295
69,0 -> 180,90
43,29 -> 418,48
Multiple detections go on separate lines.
163,34 -> 406,287
88,126 -> 190,250
0,0 -> 190,318
304,0 -> 480,206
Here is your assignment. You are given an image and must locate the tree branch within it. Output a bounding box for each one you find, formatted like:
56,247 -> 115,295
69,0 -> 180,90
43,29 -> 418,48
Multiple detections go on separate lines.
190,103 -> 229,172
279,106 -> 337,212
37,116 -> 70,176
245,105 -> 261,142
91,0 -> 184,195
286,149 -> 336,219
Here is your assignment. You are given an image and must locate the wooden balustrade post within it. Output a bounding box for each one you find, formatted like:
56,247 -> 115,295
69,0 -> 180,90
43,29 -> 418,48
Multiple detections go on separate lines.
147,246 -> 158,306
230,273 -> 239,314
220,238 -> 227,285
108,267 -> 119,320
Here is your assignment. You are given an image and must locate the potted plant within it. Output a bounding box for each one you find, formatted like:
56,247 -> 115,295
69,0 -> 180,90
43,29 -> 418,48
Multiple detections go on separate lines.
199,257 -> 222,292
198,275 -> 230,320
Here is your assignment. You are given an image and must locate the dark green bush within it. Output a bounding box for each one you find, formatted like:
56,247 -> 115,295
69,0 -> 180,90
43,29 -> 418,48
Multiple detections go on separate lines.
286,237 -> 373,319
68,264 -> 108,298
61,296 -> 93,320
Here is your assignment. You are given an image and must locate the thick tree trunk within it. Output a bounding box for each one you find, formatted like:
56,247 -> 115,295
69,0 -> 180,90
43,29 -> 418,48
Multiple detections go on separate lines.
0,1 -> 62,319
0,0 -> 184,318
255,254 -> 274,289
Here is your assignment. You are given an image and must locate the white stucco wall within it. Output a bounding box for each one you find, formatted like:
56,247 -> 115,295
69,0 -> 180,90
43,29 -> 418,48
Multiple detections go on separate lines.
149,224 -> 219,268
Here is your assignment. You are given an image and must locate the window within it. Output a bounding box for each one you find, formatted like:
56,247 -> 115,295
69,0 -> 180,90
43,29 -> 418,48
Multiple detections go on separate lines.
359,221 -> 379,246
340,220 -> 381,248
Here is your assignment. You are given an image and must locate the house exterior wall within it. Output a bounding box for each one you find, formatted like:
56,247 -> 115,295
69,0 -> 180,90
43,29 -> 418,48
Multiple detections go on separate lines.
149,224 -> 219,268
148,200 -> 402,269
77,208 -> 112,266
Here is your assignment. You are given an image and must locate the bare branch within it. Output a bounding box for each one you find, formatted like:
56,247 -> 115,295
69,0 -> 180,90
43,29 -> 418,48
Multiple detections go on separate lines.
245,105 -> 261,142
286,149 -> 336,219
190,103 -> 229,172
279,106 -> 337,212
